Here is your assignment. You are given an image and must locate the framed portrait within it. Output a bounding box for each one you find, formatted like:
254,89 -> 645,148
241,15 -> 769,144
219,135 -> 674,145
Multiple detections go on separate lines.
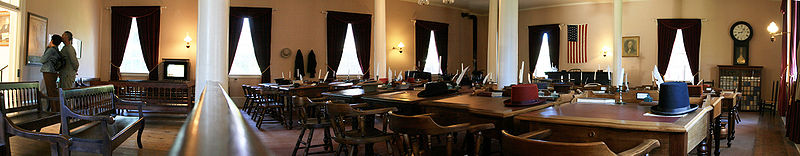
622,36 -> 640,57
0,11 -> 10,46
25,13 -> 47,65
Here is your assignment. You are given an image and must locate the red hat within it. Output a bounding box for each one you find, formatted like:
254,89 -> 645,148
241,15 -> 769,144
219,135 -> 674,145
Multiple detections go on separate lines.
504,84 -> 546,106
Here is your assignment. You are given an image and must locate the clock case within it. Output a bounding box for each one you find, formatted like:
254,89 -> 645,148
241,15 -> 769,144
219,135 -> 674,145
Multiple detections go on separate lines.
730,21 -> 752,66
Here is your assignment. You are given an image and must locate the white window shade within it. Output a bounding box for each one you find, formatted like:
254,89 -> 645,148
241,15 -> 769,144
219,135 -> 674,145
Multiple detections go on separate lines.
335,24 -> 363,75
229,18 -> 262,76
664,29 -> 694,82
533,33 -> 556,77
120,18 -> 149,74
423,31 -> 442,75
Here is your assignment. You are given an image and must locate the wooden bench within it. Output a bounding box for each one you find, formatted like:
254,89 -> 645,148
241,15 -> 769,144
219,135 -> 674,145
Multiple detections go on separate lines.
59,85 -> 145,156
0,82 -> 68,155
92,80 -> 194,114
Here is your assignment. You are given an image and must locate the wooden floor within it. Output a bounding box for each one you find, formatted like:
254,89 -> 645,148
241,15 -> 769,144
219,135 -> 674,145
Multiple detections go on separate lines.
7,112 -> 799,155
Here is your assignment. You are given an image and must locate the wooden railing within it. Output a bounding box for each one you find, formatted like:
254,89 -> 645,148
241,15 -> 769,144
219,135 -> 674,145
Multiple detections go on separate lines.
169,82 -> 272,156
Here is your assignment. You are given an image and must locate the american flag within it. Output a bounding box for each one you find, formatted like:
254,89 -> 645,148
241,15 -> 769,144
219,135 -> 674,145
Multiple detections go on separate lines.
567,24 -> 588,63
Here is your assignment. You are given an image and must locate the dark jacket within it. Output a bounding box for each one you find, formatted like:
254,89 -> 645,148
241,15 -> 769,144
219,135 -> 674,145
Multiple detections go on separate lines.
307,50 -> 317,78
294,49 -> 304,79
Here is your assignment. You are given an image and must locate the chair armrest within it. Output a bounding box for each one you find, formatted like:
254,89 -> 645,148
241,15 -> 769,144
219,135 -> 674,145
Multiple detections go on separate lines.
519,129 -> 551,140
467,123 -> 495,133
617,139 -> 661,156
356,107 -> 398,116
5,121 -> 70,146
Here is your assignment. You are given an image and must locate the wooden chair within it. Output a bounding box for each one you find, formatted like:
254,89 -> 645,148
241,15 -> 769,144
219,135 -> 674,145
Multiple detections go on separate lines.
0,82 -> 60,131
327,103 -> 397,156
59,85 -> 146,156
252,86 -> 287,129
388,112 -> 495,156
0,82 -> 69,156
292,96 -> 334,156
501,130 -> 660,156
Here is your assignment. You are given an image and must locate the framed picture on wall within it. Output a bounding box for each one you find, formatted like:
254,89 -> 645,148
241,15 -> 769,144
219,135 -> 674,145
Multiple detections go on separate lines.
622,36 -> 639,57
25,13 -> 47,65
0,11 -> 9,46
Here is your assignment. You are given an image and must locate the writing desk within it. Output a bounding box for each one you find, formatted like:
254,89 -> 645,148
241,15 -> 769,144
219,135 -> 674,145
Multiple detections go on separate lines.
321,88 -> 394,103
515,97 -> 721,156
361,89 -> 462,115
422,94 -> 567,132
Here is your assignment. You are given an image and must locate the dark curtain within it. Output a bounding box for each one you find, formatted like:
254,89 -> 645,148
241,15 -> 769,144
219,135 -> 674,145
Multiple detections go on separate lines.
230,7 -> 272,83
657,19 -> 701,82
326,11 -> 371,79
528,24 -> 560,73
111,6 -> 160,80
784,0 -> 800,143
415,20 -> 449,74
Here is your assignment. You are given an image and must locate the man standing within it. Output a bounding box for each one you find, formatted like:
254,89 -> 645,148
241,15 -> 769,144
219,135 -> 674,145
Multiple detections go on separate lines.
59,31 -> 79,88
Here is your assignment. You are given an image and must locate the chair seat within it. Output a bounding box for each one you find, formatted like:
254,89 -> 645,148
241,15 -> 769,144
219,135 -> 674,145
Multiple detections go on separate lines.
70,116 -> 143,141
8,111 -> 59,130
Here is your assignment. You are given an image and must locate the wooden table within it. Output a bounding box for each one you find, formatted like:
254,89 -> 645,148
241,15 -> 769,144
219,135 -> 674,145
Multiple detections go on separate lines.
422,95 -> 567,132
321,88 -> 394,103
515,97 -> 722,156
718,92 -> 740,154
259,83 -> 330,128
361,89 -> 462,115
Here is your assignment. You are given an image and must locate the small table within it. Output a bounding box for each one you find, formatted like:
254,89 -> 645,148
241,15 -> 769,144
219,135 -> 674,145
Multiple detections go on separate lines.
515,97 -> 722,156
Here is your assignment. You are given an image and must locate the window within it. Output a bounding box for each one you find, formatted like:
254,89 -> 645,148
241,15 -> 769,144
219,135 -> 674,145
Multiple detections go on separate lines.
335,23 -> 363,75
229,18 -> 262,76
119,18 -> 149,74
423,31 -> 442,75
533,33 -> 556,77
663,29 -> 693,82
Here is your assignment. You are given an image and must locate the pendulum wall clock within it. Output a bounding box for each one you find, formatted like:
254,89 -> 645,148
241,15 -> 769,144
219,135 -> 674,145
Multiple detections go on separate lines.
730,21 -> 752,65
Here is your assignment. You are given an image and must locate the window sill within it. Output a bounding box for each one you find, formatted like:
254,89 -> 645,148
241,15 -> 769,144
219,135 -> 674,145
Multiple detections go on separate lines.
120,73 -> 148,77
229,75 -> 262,79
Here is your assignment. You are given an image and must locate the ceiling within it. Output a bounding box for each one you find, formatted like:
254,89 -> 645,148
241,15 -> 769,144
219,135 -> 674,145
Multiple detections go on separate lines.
420,0 -> 621,14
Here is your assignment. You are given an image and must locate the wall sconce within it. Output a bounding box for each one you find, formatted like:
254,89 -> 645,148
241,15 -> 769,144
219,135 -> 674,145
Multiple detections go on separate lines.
393,42 -> 405,53
768,21 -> 784,42
184,34 -> 192,48
602,46 -> 610,57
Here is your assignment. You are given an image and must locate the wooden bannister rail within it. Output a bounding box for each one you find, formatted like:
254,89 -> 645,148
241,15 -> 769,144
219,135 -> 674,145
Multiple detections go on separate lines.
169,82 -> 272,156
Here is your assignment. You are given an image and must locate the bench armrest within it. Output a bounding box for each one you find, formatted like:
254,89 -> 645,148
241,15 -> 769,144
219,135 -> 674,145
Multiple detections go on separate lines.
4,121 -> 70,146
617,139 -> 661,156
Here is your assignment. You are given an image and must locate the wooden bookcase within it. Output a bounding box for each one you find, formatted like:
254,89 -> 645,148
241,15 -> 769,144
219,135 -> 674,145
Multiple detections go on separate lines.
718,65 -> 762,111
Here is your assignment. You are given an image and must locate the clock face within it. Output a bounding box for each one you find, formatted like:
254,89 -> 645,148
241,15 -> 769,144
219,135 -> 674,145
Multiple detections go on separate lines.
731,23 -> 751,41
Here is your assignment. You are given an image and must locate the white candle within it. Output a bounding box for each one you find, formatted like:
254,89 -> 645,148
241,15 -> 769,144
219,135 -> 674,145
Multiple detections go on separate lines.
282,72 -> 285,79
323,71 -> 329,82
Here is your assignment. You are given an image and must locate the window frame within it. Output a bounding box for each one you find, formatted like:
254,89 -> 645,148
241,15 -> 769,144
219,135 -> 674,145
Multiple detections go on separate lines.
228,18 -> 263,76
334,23 -> 364,76
119,18 -> 150,74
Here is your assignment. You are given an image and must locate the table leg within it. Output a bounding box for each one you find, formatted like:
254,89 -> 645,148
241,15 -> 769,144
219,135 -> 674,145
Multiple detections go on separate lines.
728,106 -> 735,147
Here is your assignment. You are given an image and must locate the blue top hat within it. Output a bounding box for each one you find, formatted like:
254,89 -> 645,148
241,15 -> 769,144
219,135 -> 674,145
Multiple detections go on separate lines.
651,82 -> 698,115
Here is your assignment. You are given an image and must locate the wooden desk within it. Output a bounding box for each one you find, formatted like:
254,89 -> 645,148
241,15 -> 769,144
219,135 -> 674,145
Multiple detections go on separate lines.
259,83 -> 330,128
361,89 -> 461,115
719,92 -> 740,153
321,88 -> 394,103
516,97 -> 722,156
422,95 -> 566,132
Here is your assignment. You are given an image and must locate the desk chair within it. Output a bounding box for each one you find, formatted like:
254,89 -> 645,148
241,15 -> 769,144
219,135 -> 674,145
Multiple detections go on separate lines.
388,112 -> 495,156
327,103 -> 397,156
501,130 -> 660,156
292,97 -> 334,156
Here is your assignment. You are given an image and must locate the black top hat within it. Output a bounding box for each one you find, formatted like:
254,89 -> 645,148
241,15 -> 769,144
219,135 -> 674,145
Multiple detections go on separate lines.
417,82 -> 457,97
651,82 -> 698,115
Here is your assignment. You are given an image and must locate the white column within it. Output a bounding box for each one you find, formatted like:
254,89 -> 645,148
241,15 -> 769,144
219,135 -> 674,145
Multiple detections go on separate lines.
612,0 -> 623,86
195,0 -> 230,98
374,0 -> 387,78
487,0 -> 499,85
497,0 -> 519,88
